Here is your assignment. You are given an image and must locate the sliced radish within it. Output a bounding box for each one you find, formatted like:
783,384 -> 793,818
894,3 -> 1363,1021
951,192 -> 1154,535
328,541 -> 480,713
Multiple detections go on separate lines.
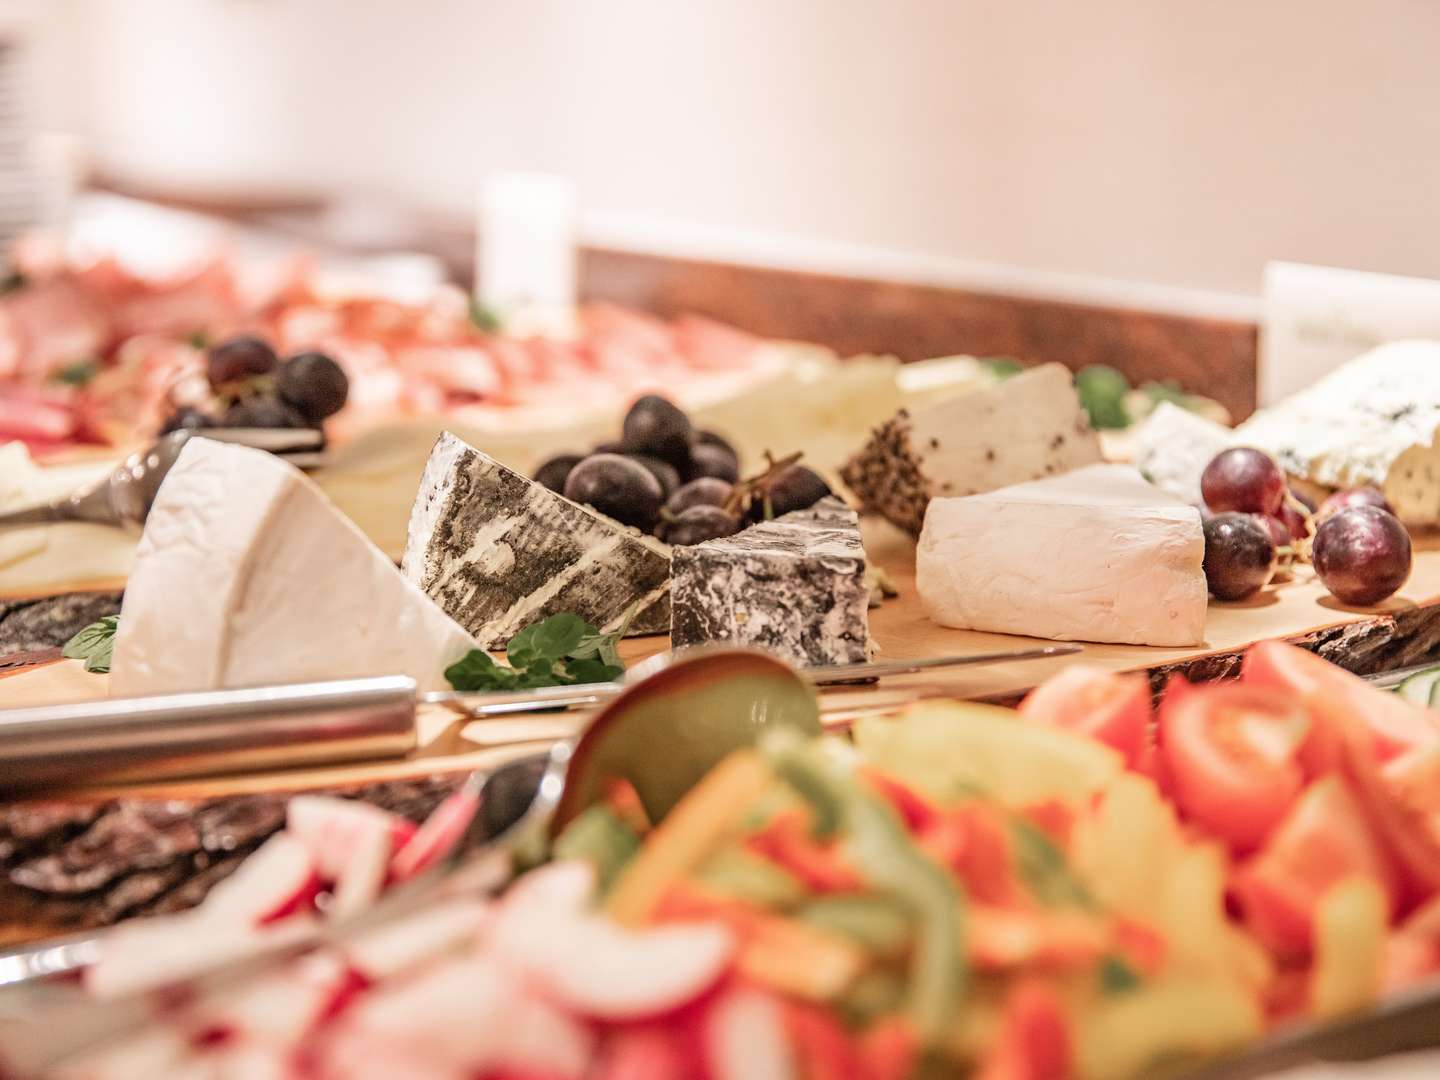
201,833 -> 322,926
390,788 -> 480,883
204,1040 -> 293,1080
704,987 -> 797,1080
47,1029 -> 191,1080
498,859 -> 596,916
186,951 -> 346,1047
345,899 -> 492,981
84,913 -> 316,1000
494,893 -> 733,1022
286,797 -> 411,883
328,816 -> 395,922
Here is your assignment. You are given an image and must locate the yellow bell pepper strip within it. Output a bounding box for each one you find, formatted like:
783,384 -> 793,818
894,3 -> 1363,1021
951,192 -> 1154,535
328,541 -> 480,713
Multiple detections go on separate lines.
1310,875 -> 1387,1019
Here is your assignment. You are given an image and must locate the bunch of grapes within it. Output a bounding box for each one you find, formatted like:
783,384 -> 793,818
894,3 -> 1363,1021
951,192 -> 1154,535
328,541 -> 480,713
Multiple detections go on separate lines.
532,394 -> 831,545
1199,447 -> 1410,605
161,336 -> 349,437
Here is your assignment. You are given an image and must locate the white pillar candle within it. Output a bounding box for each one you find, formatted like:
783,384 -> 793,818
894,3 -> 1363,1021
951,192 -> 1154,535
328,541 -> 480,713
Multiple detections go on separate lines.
476,171 -> 578,336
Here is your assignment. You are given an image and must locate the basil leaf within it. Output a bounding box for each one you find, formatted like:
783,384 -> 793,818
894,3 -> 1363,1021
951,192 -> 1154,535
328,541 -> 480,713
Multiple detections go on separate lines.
52,360 -> 98,387
468,298 -> 502,333
62,615 -> 119,674
508,613 -> 591,670
562,658 -> 624,686
445,649 -> 518,691
1099,954 -> 1142,995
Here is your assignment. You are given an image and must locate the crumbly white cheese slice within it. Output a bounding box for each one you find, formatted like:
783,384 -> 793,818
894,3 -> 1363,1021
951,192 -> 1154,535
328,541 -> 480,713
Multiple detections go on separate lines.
1236,340 -> 1440,524
1134,401 -> 1233,506
401,432 -> 672,649
917,464 -> 1207,647
110,438 -> 475,695
841,362 -> 1103,535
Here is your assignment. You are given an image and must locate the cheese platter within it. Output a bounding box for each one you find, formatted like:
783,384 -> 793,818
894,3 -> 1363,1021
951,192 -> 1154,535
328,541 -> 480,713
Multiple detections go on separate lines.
6,262 -> 1440,1078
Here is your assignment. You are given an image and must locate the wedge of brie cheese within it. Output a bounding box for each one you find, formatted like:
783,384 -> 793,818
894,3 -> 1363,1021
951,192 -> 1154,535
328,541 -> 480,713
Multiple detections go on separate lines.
111,438 -> 476,695
1236,340 -> 1440,524
402,432 -> 672,648
841,362 -> 1102,536
917,464 -> 1207,647
1134,401 -> 1232,506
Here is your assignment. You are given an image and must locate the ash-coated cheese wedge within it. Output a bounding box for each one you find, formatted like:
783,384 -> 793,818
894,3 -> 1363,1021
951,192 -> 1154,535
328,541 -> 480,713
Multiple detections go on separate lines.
111,438 -> 476,696
670,497 -> 870,666
917,464 -> 1206,647
840,362 -> 1102,535
1236,340 -> 1440,524
1134,401 -> 1232,506
402,432 -> 671,648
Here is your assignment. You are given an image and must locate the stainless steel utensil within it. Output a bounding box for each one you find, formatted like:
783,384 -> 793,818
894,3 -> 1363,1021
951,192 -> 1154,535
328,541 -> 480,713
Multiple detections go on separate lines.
0,427 -> 327,533
0,645 -> 1081,792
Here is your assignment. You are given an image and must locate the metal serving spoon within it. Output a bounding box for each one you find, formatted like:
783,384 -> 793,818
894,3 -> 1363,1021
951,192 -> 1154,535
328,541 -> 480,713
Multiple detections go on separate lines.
0,427 -> 326,533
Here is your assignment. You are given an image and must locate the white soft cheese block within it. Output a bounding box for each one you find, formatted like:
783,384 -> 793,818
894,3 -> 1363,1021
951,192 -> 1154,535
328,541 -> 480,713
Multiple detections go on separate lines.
1235,340 -> 1440,524
917,464 -> 1207,647
111,438 -> 476,695
841,362 -> 1102,535
1134,401 -> 1233,506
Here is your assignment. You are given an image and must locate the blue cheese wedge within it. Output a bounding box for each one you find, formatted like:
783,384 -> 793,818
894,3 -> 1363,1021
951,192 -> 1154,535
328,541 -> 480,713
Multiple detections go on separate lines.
670,497 -> 870,666
918,464 -> 1206,647
111,438 -> 476,695
402,432 -> 671,648
841,362 -> 1102,535
1236,340 -> 1440,524
1134,401 -> 1232,506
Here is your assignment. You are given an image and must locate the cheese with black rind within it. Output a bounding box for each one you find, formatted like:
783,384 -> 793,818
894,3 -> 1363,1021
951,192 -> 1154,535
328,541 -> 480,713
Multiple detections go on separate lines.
840,362 -> 1102,536
402,432 -> 671,648
670,497 -> 870,666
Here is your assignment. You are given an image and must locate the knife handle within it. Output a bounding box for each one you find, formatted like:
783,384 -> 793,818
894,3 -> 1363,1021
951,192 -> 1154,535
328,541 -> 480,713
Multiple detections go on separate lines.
0,676 -> 418,794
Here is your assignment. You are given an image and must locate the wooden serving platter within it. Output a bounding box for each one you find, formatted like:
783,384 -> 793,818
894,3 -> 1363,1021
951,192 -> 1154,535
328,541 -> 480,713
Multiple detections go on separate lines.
5,520 -> 1440,802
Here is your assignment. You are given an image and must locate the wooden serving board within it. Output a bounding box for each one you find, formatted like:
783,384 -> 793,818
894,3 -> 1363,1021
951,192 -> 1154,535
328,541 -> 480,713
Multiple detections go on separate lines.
5,520 -> 1440,802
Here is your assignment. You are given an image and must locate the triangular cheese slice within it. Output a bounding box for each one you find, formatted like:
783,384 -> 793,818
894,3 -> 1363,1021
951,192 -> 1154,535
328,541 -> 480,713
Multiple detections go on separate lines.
111,438 -> 476,695
401,433 -> 671,649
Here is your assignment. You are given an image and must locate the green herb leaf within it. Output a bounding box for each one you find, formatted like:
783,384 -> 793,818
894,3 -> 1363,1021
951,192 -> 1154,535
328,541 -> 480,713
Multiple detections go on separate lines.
980,357 -> 1023,380
185,328 -> 210,350
468,298 -> 502,333
1099,954 -> 1142,994
561,657 -> 624,686
1009,819 -> 1094,909
1074,364 -> 1132,430
444,649 -> 519,691
62,615 -> 119,674
52,360 -> 98,387
507,613 -> 592,670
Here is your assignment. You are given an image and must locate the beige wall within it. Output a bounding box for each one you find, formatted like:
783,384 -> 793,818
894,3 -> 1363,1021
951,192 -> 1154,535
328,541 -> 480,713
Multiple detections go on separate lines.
35,0 -> 1440,313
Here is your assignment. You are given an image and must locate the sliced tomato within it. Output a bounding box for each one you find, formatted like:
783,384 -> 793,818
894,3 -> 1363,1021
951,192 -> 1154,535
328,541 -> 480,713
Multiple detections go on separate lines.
973,979 -> 1071,1080
1231,777 -> 1398,957
1019,666 -> 1151,766
1342,738 -> 1440,901
1160,684 -> 1309,852
1243,640 -> 1439,772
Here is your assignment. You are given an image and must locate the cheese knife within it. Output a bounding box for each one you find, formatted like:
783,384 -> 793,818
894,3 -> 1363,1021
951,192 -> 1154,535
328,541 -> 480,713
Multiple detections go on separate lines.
0,645 -> 1081,793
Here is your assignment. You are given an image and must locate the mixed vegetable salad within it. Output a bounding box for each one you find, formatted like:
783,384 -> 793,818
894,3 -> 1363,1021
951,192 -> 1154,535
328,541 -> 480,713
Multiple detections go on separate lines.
23,642 -> 1440,1080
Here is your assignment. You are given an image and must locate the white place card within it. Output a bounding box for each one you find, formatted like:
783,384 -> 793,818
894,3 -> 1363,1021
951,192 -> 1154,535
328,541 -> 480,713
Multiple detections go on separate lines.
1261,261 -> 1440,405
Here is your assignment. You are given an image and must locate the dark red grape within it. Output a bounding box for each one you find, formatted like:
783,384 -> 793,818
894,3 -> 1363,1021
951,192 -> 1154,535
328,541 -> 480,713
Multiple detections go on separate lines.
663,504 -> 740,546
627,454 -> 681,499
1202,512 -> 1277,601
1201,448 -> 1286,515
1278,500 -> 1311,542
277,351 -> 349,422
686,442 -> 740,483
754,464 -> 831,520
593,439 -> 624,455
533,453 -> 583,494
159,407 -> 214,435
1313,506 -> 1412,606
1318,486 -> 1394,521
563,453 -> 663,531
695,429 -> 737,458
1254,514 -> 1291,549
222,396 -> 309,429
207,335 -> 277,389
666,477 -> 733,516
622,394 -> 693,469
